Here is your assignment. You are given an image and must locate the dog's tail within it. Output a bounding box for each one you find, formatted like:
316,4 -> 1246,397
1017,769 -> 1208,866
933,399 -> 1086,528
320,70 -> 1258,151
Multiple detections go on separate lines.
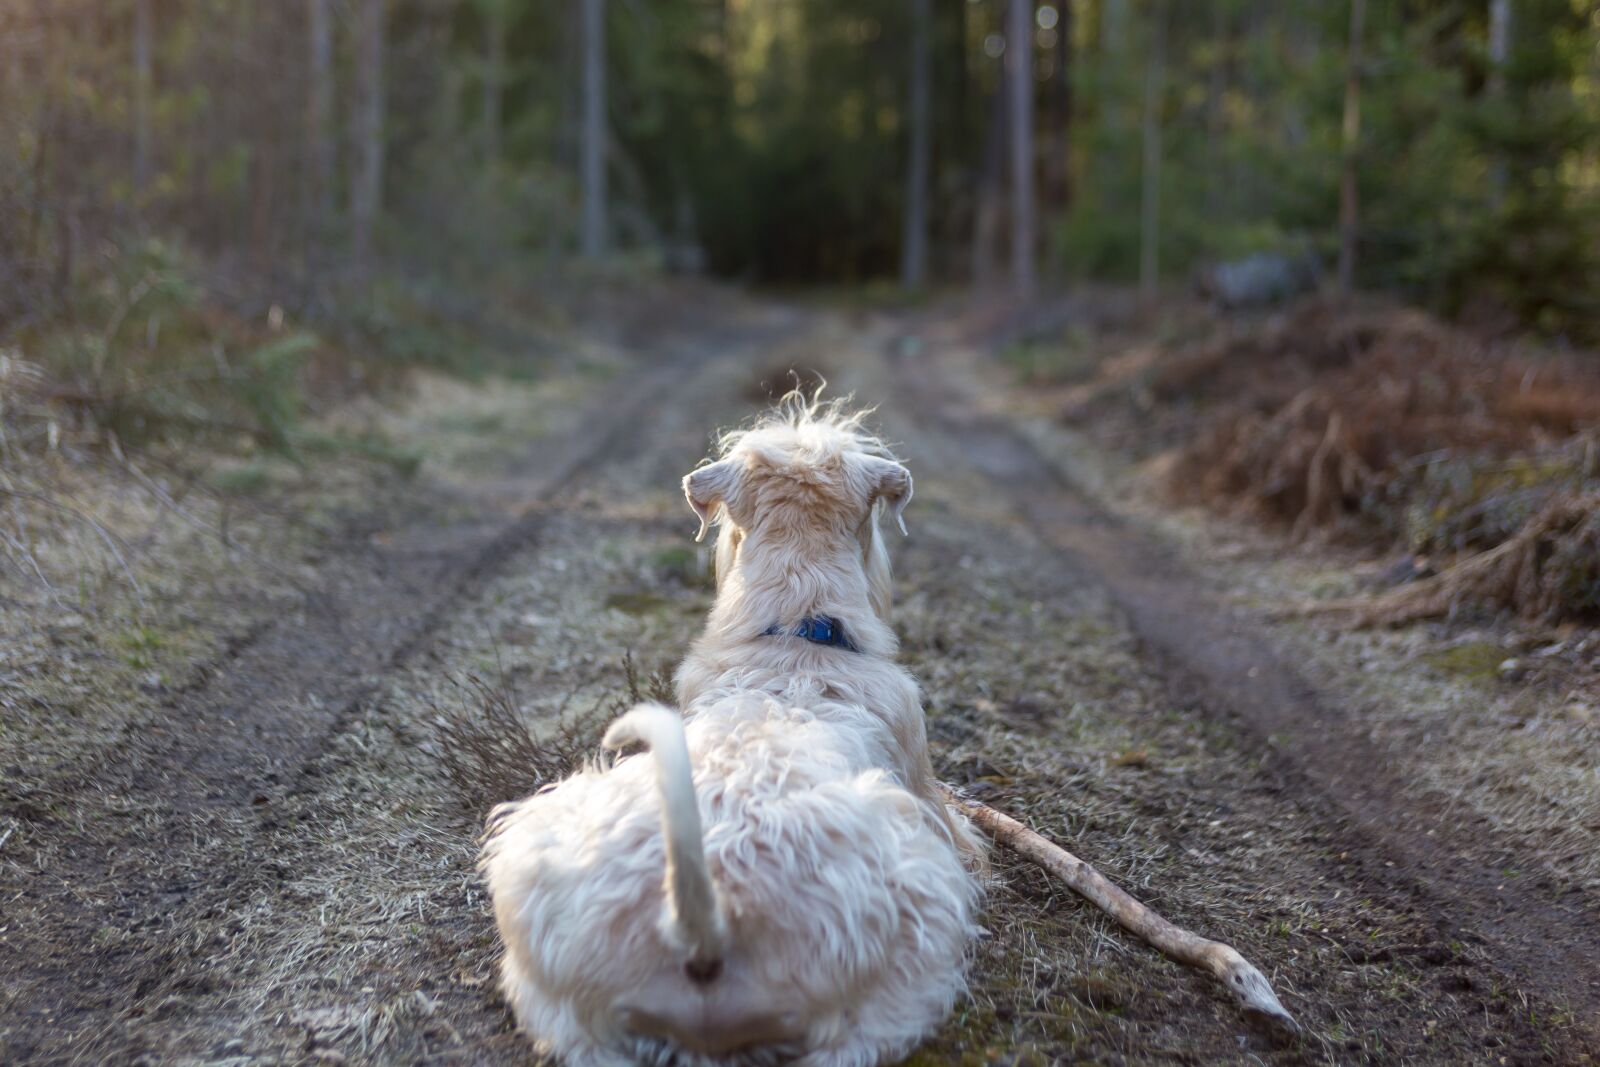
604,704 -> 727,973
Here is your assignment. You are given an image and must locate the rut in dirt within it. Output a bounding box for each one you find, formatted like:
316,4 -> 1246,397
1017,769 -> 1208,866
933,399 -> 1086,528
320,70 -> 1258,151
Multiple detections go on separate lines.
0,313 -> 793,1062
887,315 -> 1600,1047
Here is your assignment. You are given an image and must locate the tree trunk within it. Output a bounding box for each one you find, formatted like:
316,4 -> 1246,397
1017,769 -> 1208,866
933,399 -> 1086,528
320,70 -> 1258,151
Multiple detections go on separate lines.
1101,0 -> 1129,55
484,0 -> 506,167
351,0 -> 387,275
1205,0 -> 1228,217
970,76 -> 1006,287
1100,0 -> 1128,134
1487,0 -> 1511,200
133,0 -> 152,201
1337,0 -> 1365,294
580,0 -> 608,259
307,0 -> 335,231
1488,0 -> 1511,94
900,0 -> 932,289
1139,1 -> 1165,300
1042,0 -> 1073,211
1007,0 -> 1036,295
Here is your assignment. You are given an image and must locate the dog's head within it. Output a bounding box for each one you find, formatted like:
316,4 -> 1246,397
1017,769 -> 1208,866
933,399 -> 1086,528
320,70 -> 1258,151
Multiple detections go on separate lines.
683,392 -> 910,619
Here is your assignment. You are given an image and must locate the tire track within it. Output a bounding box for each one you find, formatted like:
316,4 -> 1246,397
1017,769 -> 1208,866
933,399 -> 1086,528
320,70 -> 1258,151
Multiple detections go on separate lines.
885,319 -> 1600,1057
0,310 -> 795,1063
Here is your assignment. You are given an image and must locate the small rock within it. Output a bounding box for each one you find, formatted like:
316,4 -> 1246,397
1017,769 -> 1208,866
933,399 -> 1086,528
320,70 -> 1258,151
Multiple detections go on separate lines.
1497,658 -> 1525,682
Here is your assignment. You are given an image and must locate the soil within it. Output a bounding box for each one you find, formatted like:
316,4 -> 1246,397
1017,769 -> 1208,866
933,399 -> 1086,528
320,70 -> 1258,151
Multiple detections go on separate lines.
1,292 -> 1594,1065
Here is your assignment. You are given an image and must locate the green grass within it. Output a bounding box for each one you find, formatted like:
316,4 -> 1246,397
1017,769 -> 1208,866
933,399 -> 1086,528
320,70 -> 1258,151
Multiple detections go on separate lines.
209,463 -> 273,495
1000,332 -> 1097,386
1421,641 -> 1513,682
120,626 -> 165,668
299,430 -> 424,477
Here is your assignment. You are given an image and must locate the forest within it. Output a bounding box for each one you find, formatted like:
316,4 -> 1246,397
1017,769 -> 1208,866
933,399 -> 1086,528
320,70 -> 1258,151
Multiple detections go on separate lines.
2,2 -> 1600,1066
4,1 -> 1599,321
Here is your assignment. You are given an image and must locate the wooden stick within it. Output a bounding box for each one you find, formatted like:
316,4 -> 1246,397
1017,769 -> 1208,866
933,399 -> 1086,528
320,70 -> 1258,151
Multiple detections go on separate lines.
940,784 -> 1298,1030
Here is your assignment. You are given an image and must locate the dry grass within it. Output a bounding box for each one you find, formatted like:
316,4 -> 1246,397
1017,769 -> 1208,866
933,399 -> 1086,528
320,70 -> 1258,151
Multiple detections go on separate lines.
1294,491 -> 1600,626
1031,296 -> 1600,623
429,653 -> 672,816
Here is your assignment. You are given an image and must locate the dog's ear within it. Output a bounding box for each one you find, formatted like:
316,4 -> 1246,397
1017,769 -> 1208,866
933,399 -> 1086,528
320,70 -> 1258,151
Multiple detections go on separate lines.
683,458 -> 740,543
866,457 -> 913,536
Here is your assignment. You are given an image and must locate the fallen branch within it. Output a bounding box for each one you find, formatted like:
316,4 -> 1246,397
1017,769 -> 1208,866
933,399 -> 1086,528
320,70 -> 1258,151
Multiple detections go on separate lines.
940,784 -> 1298,1030
1280,491 -> 1600,627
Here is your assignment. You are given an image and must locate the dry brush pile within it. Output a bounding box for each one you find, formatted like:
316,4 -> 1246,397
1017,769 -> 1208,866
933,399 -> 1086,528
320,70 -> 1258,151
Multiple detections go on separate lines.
1060,298 -> 1600,625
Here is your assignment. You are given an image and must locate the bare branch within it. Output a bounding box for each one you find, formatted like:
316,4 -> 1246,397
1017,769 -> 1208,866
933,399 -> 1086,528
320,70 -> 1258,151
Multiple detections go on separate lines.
941,784 -> 1299,1031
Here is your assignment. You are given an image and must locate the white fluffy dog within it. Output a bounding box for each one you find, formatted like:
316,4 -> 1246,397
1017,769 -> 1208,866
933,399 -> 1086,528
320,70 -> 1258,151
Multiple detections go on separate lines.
480,396 -> 982,1066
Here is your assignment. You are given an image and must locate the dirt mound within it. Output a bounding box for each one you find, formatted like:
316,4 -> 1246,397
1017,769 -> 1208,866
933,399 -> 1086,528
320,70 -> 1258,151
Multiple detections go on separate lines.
1143,298 -> 1600,622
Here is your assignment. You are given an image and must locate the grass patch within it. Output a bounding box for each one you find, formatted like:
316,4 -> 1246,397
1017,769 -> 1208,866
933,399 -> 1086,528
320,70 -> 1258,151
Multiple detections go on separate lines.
1000,330 -> 1097,386
119,625 -> 165,668
208,463 -> 274,495
650,545 -> 713,590
604,590 -> 675,616
299,430 -> 425,477
1422,641 -> 1513,682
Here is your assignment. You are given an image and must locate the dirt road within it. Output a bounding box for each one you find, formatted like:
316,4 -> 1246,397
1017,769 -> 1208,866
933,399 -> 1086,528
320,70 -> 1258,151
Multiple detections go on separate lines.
1,297 -> 1592,1064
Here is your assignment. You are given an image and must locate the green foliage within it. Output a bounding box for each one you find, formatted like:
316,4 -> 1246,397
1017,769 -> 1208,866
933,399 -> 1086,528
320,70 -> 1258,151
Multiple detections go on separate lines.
1056,0 -> 1600,334
300,429 -> 425,478
236,333 -> 317,452
601,0 -> 927,280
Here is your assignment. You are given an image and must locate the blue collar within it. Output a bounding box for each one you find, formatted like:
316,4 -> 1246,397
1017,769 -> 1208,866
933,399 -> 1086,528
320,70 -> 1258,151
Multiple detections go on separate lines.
762,615 -> 861,653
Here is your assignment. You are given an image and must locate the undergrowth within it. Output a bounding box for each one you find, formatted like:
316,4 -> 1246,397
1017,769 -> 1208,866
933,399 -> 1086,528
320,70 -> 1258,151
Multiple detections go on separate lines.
1026,296 -> 1600,624
2,240 -> 417,462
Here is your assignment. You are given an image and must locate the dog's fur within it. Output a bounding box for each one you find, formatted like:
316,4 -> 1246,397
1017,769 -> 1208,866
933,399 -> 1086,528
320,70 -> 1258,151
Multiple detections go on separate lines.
480,396 -> 983,1066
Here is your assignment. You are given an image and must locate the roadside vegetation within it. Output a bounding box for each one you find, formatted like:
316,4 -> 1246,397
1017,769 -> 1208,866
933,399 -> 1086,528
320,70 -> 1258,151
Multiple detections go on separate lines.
1006,295 -> 1600,625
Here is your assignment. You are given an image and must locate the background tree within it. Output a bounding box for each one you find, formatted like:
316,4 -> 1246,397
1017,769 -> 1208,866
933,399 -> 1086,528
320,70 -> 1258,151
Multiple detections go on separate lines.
0,0 -> 1596,335
900,0 -> 932,290
1007,0 -> 1037,294
580,0 -> 607,258
483,0 -> 507,167
306,0 -> 335,244
132,0 -> 152,201
352,0 -> 389,275
1337,0 -> 1365,294
1138,0 -> 1166,300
